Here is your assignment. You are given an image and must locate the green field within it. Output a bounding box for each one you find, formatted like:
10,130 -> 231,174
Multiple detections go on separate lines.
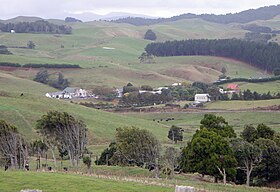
0,15 -> 280,192
127,111 -> 280,141
0,18 -> 263,88
0,72 -> 168,144
237,81 -> 280,94
205,99 -> 280,110
0,17 -> 278,147
1,55 -> 265,88
0,171 -> 172,192
0,170 -> 278,192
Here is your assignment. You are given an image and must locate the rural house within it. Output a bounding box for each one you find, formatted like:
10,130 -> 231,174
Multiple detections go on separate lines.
63,87 -> 87,98
227,84 -> 240,93
45,91 -> 64,99
194,94 -> 211,103
46,87 -> 87,99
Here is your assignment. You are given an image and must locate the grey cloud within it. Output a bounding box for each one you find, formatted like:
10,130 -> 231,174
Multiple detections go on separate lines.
0,0 -> 279,19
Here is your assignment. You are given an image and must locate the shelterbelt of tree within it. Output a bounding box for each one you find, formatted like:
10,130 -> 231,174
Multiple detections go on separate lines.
0,62 -> 81,69
0,20 -> 72,34
145,39 -> 280,72
113,4 -> 280,26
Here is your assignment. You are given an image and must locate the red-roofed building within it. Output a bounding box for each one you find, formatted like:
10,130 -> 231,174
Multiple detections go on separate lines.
227,84 -> 240,92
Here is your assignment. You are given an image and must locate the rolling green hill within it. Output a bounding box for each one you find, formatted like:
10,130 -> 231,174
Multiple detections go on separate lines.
0,17 -> 277,145
0,17 -> 268,89
0,11 -> 280,192
0,72 -> 168,144
1,16 -> 43,23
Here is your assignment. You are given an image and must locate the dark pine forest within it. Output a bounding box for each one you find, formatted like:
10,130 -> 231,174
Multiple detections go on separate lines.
145,39 -> 280,72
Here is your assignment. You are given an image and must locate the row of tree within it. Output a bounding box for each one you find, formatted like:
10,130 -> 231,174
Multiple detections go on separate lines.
0,111 -> 88,169
242,24 -> 273,34
0,20 -> 72,34
215,76 -> 280,85
0,120 -> 28,169
33,69 -> 70,90
231,89 -> 280,101
145,39 -> 280,72
113,5 -> 280,26
36,111 -> 87,167
0,62 -> 81,69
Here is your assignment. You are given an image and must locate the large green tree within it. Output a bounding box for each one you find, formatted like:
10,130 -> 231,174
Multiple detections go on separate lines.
115,127 -> 161,178
254,139 -> 280,184
36,111 -> 87,167
181,128 -> 237,184
200,114 -> 236,138
144,29 -> 157,41
0,120 -> 28,169
256,124 -> 275,140
168,125 -> 183,143
33,69 -> 50,84
241,125 -> 258,143
231,139 -> 261,186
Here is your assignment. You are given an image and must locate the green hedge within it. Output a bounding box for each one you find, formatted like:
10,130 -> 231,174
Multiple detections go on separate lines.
0,62 -> 80,69
214,76 -> 280,85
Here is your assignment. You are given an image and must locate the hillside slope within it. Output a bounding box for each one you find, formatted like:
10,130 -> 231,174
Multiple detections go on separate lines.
0,18 -> 264,88
0,72 -> 168,144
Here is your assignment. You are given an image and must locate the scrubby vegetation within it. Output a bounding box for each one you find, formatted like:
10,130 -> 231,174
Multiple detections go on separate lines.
33,69 -> 70,90
0,45 -> 12,55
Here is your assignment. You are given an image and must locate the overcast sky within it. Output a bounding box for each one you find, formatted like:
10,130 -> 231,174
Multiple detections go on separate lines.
0,0 -> 279,19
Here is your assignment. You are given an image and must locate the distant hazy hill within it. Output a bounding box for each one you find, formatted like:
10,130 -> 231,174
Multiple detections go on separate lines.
113,4 -> 280,26
1,12 -> 156,23
2,16 -> 43,24
62,12 -> 156,22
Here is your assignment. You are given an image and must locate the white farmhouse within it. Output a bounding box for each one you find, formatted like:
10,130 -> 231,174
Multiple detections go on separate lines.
63,87 -> 87,99
45,91 -> 64,99
194,94 -> 211,103
172,83 -> 182,86
46,87 -> 87,99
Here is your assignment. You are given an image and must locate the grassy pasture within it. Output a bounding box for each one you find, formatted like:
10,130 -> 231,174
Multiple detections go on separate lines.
205,99 -> 280,110
0,55 -> 265,88
237,81 -> 280,94
0,169 -> 278,192
0,72 -> 168,144
0,171 -> 172,192
127,111 -> 280,141
0,95 -> 169,144
149,19 -> 245,41
0,18 -> 266,89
